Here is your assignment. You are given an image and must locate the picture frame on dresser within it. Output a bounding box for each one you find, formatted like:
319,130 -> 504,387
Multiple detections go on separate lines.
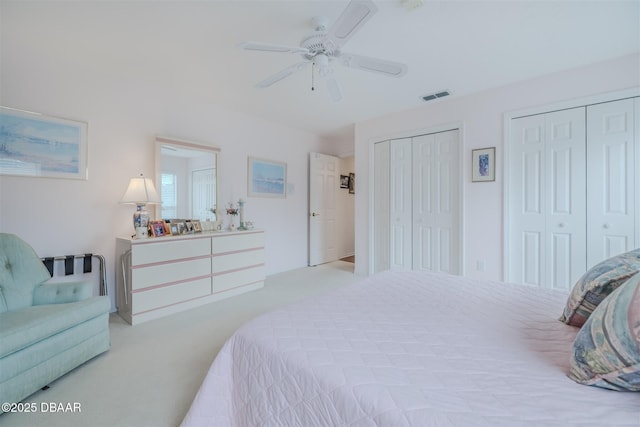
150,220 -> 166,237
169,223 -> 179,235
177,222 -> 186,235
168,219 -> 187,235
163,221 -> 172,236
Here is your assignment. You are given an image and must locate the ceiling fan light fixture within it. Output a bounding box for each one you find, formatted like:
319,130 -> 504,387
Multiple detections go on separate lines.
313,53 -> 335,78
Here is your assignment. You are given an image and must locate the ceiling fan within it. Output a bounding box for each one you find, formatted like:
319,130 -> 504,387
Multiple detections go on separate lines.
239,0 -> 408,103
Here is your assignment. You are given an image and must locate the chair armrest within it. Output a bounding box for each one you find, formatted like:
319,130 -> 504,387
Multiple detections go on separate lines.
33,281 -> 93,305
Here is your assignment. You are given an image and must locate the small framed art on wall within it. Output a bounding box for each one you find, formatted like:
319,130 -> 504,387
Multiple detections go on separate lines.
471,147 -> 496,182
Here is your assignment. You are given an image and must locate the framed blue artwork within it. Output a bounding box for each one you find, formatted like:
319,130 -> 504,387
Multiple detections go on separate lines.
471,147 -> 495,182
0,106 -> 88,179
247,157 -> 286,198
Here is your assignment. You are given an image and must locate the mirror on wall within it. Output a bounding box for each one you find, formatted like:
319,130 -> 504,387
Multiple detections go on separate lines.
155,136 -> 219,222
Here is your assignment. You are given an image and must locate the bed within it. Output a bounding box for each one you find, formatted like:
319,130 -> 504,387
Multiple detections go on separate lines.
181,270 -> 639,426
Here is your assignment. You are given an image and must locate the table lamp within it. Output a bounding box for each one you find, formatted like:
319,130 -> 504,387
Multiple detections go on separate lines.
120,173 -> 161,238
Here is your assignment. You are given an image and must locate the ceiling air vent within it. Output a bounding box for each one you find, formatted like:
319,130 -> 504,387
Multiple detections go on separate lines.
421,90 -> 451,102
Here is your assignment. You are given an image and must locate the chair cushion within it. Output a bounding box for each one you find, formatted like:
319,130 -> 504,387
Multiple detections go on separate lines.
559,248 -> 640,327
0,233 -> 51,311
568,273 -> 640,391
33,281 -> 93,305
0,296 -> 111,359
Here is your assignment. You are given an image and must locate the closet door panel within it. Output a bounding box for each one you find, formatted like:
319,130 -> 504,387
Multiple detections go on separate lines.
509,114 -> 546,286
390,138 -> 413,271
434,130 -> 459,274
545,107 -> 586,289
412,134 -> 434,271
373,141 -> 391,273
412,130 -> 459,274
587,98 -> 636,268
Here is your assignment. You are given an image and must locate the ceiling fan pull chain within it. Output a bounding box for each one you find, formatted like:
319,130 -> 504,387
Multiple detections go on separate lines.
311,61 -> 315,92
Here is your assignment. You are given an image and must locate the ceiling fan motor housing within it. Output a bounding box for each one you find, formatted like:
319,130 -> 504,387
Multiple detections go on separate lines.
300,32 -> 337,60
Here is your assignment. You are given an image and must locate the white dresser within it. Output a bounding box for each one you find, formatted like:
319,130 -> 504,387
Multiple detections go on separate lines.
116,230 -> 265,325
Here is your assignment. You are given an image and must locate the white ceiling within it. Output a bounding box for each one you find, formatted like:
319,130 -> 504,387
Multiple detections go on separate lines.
4,1 -> 640,140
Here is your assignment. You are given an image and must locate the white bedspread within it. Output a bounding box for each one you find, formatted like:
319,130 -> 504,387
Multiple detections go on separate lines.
182,271 -> 640,426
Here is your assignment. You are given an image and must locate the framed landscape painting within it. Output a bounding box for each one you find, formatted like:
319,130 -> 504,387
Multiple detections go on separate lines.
248,157 -> 286,198
0,106 -> 88,179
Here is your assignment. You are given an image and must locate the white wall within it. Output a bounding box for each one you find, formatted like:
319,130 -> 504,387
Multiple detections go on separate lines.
0,35 -> 335,311
354,53 -> 640,279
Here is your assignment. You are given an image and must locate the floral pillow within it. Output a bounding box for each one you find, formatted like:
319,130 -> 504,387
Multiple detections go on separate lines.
559,248 -> 640,327
568,273 -> 640,391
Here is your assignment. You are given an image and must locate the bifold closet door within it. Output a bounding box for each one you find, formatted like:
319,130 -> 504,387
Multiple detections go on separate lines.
586,98 -> 638,268
412,131 -> 460,273
509,107 -> 586,289
382,130 -> 460,273
389,138 -> 413,271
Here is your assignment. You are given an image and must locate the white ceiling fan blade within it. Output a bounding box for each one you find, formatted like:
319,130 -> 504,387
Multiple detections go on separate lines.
323,0 -> 377,51
339,53 -> 408,77
239,41 -> 309,55
255,62 -> 309,89
325,77 -> 343,103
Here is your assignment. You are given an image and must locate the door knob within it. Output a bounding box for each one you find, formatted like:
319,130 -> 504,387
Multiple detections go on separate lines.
311,212 -> 320,217
603,223 -> 610,229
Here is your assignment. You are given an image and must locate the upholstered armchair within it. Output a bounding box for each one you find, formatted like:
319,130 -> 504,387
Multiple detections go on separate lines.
0,233 -> 110,407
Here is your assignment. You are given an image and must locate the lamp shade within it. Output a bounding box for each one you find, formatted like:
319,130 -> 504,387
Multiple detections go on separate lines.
120,174 -> 161,204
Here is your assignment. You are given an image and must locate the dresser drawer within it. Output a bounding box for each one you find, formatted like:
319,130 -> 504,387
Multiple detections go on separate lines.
213,265 -> 264,293
132,257 -> 211,290
212,232 -> 264,254
212,249 -> 264,273
132,277 -> 211,315
132,237 -> 211,265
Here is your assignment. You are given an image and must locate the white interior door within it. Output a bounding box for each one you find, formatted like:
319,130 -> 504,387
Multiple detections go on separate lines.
586,98 -> 637,268
509,107 -> 586,289
412,130 -> 460,274
389,138 -> 413,271
309,152 -> 338,266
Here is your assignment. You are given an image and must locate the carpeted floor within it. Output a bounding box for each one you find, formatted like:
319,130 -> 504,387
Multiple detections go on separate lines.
1,261 -> 359,427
